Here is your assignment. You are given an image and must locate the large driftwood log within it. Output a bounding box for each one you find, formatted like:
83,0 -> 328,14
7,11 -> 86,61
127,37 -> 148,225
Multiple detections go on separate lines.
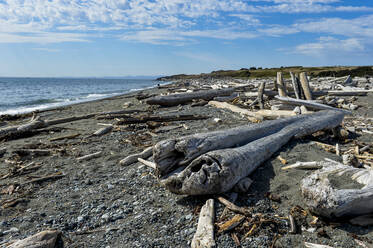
276,72 -> 287,97
8,230 -> 62,248
154,113 -> 318,177
274,96 -> 351,114
301,158 -> 373,219
146,88 -> 235,106
155,111 -> 345,195
299,72 -> 313,100
191,199 -> 216,248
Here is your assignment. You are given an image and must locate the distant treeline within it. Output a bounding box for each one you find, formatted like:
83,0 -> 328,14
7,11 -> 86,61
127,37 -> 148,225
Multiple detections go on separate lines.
157,66 -> 373,81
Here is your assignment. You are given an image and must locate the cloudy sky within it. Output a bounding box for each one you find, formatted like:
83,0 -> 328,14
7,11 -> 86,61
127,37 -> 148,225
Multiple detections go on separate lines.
0,0 -> 372,77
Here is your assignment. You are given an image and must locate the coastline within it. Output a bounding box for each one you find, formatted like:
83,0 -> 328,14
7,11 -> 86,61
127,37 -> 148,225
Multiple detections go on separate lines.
0,77 -> 372,247
0,80 -> 175,119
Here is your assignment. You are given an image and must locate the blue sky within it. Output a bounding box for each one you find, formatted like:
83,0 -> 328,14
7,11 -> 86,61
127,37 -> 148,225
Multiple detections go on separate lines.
0,0 -> 372,77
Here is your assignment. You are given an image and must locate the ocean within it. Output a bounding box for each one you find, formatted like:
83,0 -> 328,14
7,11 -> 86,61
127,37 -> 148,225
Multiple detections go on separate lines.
0,77 -> 164,115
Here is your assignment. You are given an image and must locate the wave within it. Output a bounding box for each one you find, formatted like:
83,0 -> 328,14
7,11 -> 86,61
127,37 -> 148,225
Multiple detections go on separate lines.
0,80 -> 173,116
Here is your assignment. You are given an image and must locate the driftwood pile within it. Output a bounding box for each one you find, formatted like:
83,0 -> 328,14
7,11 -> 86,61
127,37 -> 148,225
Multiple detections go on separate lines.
1,72 -> 372,247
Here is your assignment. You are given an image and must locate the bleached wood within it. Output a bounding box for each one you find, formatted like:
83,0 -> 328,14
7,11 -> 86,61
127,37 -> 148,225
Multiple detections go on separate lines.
146,88 -> 235,106
277,72 -> 287,97
8,230 -> 62,248
274,96 -> 351,114
154,113 -> 319,177
77,151 -> 102,161
191,199 -> 216,248
119,147 -> 153,166
137,158 -> 156,169
300,72 -> 313,100
208,101 -> 262,121
157,111 -> 345,195
281,161 -> 323,170
290,72 -> 301,99
304,242 -> 333,248
301,159 -> 373,218
93,125 -> 113,136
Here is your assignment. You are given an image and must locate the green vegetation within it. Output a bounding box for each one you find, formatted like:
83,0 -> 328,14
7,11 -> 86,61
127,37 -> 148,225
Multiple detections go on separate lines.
157,66 -> 373,81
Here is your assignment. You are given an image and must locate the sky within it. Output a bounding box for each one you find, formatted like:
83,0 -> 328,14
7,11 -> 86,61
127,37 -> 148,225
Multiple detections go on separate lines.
0,0 -> 372,77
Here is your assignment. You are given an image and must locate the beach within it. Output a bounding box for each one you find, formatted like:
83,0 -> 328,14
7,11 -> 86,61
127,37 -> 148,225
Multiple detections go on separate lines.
0,79 -> 372,247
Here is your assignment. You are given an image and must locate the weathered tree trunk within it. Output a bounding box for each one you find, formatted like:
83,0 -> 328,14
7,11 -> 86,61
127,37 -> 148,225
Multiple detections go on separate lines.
290,72 -> 301,99
274,96 -> 351,114
301,159 -> 373,219
276,72 -> 287,97
155,111 -> 345,195
154,113 -> 318,177
258,82 -> 266,109
146,88 -> 235,106
191,199 -> 216,248
299,72 -> 313,100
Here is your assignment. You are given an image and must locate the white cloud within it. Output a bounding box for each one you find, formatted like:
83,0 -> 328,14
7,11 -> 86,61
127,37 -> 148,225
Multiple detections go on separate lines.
295,36 -> 364,56
0,0 -> 372,44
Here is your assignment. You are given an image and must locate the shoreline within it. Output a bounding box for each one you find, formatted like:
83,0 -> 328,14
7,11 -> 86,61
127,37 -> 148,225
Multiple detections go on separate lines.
0,80 -> 174,118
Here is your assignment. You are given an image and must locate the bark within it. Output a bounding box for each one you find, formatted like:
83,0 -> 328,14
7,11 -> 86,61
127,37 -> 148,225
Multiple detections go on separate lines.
290,72 -> 301,99
191,199 -> 216,248
155,111 -> 345,195
274,96 -> 351,114
8,230 -> 62,248
146,88 -> 235,106
258,82 -> 266,109
301,159 -> 373,218
299,72 -> 313,100
276,72 -> 287,97
154,113 -> 318,177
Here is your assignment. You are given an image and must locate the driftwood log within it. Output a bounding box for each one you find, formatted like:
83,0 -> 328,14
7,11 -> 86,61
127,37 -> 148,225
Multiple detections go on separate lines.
274,96 -> 352,114
276,72 -> 287,97
119,147 -> 153,166
154,110 -> 345,195
146,88 -> 235,106
299,72 -> 313,100
301,158 -> 373,219
115,114 -> 209,125
191,199 -> 216,248
290,72 -> 301,99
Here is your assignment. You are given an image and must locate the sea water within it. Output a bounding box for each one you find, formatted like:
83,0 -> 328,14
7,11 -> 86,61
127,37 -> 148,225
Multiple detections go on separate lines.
0,77 -> 163,115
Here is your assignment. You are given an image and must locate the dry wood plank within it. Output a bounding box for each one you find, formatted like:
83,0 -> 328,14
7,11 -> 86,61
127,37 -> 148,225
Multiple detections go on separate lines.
191,199 -> 216,248
299,72 -> 313,100
146,88 -> 235,106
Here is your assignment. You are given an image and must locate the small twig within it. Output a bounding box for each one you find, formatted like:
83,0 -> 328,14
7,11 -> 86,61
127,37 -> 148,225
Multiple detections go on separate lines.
137,158 -> 156,169
217,196 -> 251,216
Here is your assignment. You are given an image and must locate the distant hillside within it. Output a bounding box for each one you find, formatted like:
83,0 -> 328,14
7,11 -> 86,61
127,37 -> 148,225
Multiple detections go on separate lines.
157,66 -> 373,81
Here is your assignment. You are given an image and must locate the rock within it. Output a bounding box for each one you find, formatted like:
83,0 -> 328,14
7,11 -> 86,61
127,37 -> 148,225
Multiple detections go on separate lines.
293,106 -> 301,115
349,104 -> 358,110
3,227 -> 19,234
